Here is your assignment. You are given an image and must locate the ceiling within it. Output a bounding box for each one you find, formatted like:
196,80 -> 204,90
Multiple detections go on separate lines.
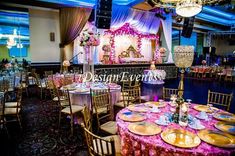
0,0 -> 234,45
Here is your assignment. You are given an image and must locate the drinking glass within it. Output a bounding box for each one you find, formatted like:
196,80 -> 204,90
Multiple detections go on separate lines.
186,99 -> 192,108
207,103 -> 213,120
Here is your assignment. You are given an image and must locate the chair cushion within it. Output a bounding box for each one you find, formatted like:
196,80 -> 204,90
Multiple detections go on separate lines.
60,101 -> 70,107
53,96 -> 67,101
61,105 -> 84,114
100,121 -> 117,135
102,135 -> 121,155
93,107 -> 107,114
4,107 -> 21,115
5,102 -> 18,107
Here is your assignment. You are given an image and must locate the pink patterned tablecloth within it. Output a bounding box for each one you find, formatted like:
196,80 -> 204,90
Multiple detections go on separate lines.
116,103 -> 235,156
48,74 -> 83,87
69,82 -> 121,108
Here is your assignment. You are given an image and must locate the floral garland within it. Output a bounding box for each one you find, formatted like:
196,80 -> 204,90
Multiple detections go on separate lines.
79,29 -> 100,47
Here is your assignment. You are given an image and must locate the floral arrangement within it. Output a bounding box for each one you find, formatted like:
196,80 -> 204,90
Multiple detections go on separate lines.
102,45 -> 111,52
79,29 -> 100,47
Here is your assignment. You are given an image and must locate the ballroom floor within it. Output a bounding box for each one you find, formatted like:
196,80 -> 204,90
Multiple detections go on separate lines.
1,78 -> 234,156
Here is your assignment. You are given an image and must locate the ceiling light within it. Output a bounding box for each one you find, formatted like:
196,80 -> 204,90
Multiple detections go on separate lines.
150,0 -> 228,17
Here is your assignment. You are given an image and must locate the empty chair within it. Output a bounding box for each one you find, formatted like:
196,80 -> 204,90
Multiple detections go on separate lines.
58,89 -> 84,135
34,73 -> 47,99
207,90 -> 233,111
82,106 -> 92,131
3,87 -> 23,129
162,87 -> 178,101
91,88 -> 117,135
115,86 -> 141,108
82,123 -> 121,156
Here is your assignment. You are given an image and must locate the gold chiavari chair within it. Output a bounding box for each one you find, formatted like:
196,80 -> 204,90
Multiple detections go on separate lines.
82,123 -> 121,156
207,90 -> 233,111
0,79 -> 10,93
44,70 -> 53,77
162,87 -> 178,101
19,71 -> 29,96
4,86 -> 23,129
34,73 -> 47,99
82,106 -> 92,131
225,69 -> 233,82
115,86 -> 141,108
58,89 -> 84,135
91,88 -> 117,135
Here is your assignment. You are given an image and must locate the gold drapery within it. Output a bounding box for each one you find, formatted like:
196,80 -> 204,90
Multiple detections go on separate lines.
59,7 -> 92,62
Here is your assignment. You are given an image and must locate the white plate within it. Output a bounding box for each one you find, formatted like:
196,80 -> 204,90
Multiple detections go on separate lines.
188,123 -> 205,130
155,120 -> 169,126
196,115 -> 208,120
151,108 -> 161,113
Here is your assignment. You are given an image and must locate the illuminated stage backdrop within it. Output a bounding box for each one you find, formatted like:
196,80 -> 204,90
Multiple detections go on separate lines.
104,23 -> 159,63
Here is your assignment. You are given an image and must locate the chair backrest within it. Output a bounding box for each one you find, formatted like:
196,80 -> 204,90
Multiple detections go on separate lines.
122,80 -> 132,90
44,71 -> 53,77
34,73 -> 42,87
208,90 -> 233,111
82,124 -> 115,156
122,86 -> 141,107
0,92 -> 5,122
163,87 -> 178,100
91,88 -> 112,127
0,79 -> 9,92
82,106 -> 92,131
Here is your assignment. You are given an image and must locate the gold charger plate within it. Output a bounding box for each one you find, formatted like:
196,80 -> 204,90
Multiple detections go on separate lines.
119,112 -> 146,122
198,129 -> 235,148
128,122 -> 161,136
161,128 -> 201,148
213,112 -> 235,123
145,101 -> 166,108
127,105 -> 150,113
215,121 -> 235,135
193,105 -> 218,113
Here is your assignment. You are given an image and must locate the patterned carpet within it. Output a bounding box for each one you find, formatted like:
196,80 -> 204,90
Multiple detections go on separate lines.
1,78 -> 234,156
0,87 -> 88,156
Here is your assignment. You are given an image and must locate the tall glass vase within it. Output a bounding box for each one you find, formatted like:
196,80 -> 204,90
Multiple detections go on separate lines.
83,46 -> 94,81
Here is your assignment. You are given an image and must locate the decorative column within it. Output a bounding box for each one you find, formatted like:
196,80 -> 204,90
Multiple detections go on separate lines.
110,35 -> 115,64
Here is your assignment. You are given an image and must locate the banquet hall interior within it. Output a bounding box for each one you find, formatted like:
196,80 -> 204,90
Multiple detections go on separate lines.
0,0 -> 235,155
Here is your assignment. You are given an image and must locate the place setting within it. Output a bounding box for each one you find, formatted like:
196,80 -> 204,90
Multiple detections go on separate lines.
1,0 -> 235,155
128,121 -> 162,136
118,111 -> 146,122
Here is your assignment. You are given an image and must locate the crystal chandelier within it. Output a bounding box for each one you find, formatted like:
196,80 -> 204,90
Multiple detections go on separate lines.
176,0 -> 202,17
150,0 -> 228,17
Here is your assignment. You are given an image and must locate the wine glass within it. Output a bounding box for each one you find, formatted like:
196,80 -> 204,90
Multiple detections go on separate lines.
186,99 -> 192,108
207,103 -> 213,120
170,94 -> 177,106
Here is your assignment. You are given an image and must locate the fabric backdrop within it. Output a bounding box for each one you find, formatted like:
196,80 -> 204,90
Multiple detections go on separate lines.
60,7 -> 91,61
73,5 -> 173,64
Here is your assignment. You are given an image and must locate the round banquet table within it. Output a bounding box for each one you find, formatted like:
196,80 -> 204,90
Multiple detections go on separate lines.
65,82 -> 121,108
48,74 -> 83,87
116,103 -> 235,156
142,69 -> 166,85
